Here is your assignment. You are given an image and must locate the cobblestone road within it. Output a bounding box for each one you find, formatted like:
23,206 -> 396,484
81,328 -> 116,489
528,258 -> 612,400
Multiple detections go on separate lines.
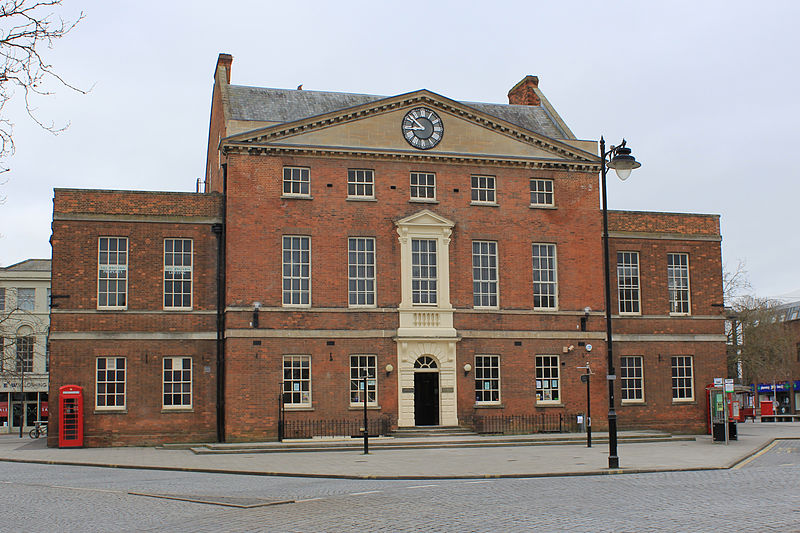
2,442 -> 799,532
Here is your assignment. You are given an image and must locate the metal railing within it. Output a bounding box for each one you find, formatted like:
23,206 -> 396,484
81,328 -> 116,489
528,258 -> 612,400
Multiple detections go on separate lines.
280,416 -> 393,440
472,413 -> 577,435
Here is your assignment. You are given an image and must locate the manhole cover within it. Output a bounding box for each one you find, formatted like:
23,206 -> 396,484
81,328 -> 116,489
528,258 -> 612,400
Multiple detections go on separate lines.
129,492 -> 294,508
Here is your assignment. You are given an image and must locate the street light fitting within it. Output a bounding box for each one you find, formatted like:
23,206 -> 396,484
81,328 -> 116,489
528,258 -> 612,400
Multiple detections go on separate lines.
606,139 -> 642,181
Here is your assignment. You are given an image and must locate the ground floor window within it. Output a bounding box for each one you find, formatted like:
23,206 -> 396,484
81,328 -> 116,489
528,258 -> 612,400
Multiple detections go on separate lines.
671,355 -> 694,401
475,355 -> 500,404
163,357 -> 192,409
96,357 -> 126,410
349,355 -> 377,406
535,355 -> 560,403
620,356 -> 644,402
283,355 -> 311,407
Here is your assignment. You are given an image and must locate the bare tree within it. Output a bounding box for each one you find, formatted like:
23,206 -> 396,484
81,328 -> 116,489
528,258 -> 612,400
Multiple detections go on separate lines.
0,0 -> 85,173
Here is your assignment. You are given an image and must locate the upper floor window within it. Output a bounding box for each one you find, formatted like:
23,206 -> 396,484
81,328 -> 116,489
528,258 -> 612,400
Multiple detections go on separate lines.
164,239 -> 193,310
98,237 -> 128,309
410,172 -> 436,201
0,288 -> 4,311
347,169 -> 375,199
15,334 -> 33,372
282,236 -> 310,307
532,243 -> 557,310
16,288 -> 35,311
617,251 -> 640,314
348,237 -> 376,307
530,179 -> 554,207
283,166 -> 310,197
411,238 -> 437,304
471,175 -> 496,204
472,241 -> 498,308
667,253 -> 690,315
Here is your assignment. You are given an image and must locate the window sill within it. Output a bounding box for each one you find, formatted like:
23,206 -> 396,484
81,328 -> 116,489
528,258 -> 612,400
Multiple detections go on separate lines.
529,205 -> 556,210
281,195 -> 314,200
470,201 -> 499,207
283,406 -> 314,411
346,197 -> 377,202
473,306 -> 500,311
672,399 -> 696,405
474,403 -> 504,409
97,307 -> 127,311
282,304 -> 312,309
536,402 -> 564,408
621,401 -> 646,406
409,198 -> 439,204
94,409 -> 127,414
348,305 -> 378,310
669,313 -> 691,317
348,405 -> 382,410
161,408 -> 194,413
163,308 -> 193,312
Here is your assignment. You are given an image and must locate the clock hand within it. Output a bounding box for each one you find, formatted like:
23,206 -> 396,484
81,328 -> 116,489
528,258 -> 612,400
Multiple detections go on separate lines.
409,116 -> 425,129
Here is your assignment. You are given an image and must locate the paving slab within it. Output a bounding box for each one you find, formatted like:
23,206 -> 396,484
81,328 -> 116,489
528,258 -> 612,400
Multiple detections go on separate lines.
1,422 -> 798,479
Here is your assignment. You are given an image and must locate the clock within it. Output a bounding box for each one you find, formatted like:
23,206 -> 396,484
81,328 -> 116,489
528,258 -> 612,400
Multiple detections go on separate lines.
401,107 -> 444,150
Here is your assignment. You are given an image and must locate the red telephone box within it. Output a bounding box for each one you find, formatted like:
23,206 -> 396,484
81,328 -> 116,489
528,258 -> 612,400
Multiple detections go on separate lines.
59,385 -> 84,448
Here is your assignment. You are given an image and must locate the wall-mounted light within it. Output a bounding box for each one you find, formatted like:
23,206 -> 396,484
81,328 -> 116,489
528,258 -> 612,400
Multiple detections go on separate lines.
463,363 -> 472,375
581,306 -> 591,332
385,363 -> 394,375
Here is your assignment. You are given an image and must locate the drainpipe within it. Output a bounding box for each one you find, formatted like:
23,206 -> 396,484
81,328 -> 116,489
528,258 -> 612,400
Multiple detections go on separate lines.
212,163 -> 227,443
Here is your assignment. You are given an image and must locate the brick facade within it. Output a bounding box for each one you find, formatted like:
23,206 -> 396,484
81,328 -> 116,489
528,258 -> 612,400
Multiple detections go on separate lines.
47,55 -> 727,446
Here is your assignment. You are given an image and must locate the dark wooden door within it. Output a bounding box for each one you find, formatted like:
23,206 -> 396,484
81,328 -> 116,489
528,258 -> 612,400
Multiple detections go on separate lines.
414,372 -> 439,426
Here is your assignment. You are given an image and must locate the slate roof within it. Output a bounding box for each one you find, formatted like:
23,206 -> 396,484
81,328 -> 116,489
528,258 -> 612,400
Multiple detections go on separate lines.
227,85 -> 571,140
2,259 -> 51,272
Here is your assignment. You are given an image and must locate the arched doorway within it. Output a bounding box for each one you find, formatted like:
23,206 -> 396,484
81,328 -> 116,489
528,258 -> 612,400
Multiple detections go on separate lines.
414,356 -> 439,426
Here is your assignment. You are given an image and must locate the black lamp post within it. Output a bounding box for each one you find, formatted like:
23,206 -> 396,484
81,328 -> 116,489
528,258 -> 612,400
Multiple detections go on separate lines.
599,137 -> 641,469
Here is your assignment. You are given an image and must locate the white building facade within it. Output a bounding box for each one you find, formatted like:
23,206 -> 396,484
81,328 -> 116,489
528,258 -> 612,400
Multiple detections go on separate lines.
0,259 -> 51,433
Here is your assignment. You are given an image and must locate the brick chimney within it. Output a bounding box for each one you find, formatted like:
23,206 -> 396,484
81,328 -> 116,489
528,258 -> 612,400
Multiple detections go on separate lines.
215,53 -> 233,84
507,75 -> 540,106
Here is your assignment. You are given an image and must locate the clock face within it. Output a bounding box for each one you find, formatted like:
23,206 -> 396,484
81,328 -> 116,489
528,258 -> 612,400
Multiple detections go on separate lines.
402,107 -> 444,150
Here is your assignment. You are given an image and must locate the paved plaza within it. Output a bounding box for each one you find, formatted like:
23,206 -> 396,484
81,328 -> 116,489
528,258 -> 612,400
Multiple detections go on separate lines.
1,424 -> 799,531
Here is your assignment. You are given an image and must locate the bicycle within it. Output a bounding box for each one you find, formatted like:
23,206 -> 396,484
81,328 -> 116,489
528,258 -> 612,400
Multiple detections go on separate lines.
29,421 -> 48,439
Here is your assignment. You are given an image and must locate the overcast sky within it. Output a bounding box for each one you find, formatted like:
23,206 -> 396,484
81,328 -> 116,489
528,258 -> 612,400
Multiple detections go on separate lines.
0,0 -> 798,299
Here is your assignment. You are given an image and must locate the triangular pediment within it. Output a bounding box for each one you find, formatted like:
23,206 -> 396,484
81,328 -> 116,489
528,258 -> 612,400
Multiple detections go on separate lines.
396,209 -> 455,229
221,90 -> 598,169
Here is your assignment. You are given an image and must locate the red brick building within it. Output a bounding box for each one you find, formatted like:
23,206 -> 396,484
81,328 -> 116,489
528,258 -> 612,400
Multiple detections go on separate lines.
48,54 -> 726,446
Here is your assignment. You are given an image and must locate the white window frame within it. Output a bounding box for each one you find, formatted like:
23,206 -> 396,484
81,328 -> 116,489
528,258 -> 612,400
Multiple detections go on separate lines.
349,354 -> 377,406
16,288 -> 35,311
164,238 -> 193,310
410,172 -> 436,201
475,355 -> 500,404
617,251 -> 641,315
96,357 -> 126,410
535,355 -> 560,404
472,240 -> 498,308
671,355 -> 694,402
348,237 -> 376,308
282,235 -> 311,307
282,166 -> 310,197
667,253 -> 691,316
532,243 -> 557,310
162,356 -> 192,409
529,178 -> 554,207
411,238 -> 438,305
470,175 -> 496,205
98,237 -> 128,310
283,355 -> 311,408
620,356 -> 644,403
15,335 -> 34,373
347,169 -> 375,199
